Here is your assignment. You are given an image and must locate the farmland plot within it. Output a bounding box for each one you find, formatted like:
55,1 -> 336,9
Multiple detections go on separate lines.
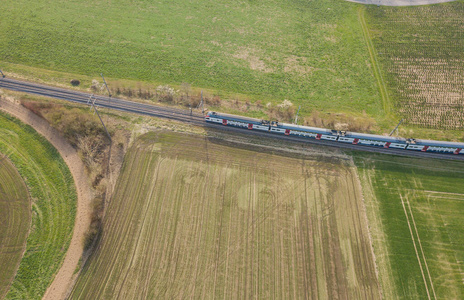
0,111 -> 76,299
365,2 -> 464,129
71,132 -> 380,299
0,0 -> 381,117
0,154 -> 30,299
356,154 -> 464,299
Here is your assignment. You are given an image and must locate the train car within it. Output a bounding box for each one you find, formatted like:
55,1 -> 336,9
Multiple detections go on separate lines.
205,111 -> 270,131
407,139 -> 464,154
278,123 -> 338,141
205,111 -> 464,156
340,132 -> 408,149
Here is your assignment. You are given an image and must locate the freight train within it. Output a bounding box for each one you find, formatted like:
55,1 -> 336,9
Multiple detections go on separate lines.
205,111 -> 464,155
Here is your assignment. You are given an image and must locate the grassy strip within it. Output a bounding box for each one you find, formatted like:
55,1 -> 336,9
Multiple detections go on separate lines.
354,153 -> 464,299
0,111 -> 76,299
358,6 -> 391,116
0,155 -> 31,299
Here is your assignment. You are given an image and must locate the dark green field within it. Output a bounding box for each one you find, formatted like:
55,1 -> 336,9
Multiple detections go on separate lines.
0,111 -> 76,299
355,153 -> 464,299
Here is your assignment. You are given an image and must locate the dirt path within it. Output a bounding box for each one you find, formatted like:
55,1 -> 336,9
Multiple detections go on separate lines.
0,96 -> 92,300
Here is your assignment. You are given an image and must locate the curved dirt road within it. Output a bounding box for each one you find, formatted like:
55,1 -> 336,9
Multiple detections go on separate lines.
0,97 -> 92,300
346,0 -> 456,6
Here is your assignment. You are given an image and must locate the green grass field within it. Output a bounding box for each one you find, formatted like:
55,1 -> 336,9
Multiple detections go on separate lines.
1,0 -> 464,138
0,0 -> 381,119
0,111 -> 76,299
365,1 -> 464,130
355,153 -> 464,299
0,155 -> 30,299
70,131 -> 380,299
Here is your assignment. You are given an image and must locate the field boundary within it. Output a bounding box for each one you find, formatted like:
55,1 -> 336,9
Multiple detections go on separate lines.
406,195 -> 437,299
358,7 -> 392,116
400,194 -> 430,299
0,97 -> 92,300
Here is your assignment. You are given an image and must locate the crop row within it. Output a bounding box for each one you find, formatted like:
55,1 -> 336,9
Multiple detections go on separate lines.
366,3 -> 464,129
0,111 -> 76,299
70,132 -> 380,299
0,155 -> 30,299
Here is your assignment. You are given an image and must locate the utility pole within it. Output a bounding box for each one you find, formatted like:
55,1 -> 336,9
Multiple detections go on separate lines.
389,119 -> 404,136
87,94 -> 97,110
92,103 -> 112,143
197,90 -> 204,114
202,91 -> 204,114
0,69 -> 5,78
294,105 -> 301,124
88,95 -> 111,143
100,73 -> 112,97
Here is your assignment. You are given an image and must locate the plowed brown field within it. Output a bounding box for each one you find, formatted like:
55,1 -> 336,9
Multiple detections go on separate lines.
70,132 -> 380,299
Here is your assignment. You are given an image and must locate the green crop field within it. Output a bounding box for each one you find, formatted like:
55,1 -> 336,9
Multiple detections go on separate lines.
0,111 -> 76,299
365,1 -> 464,130
355,153 -> 464,299
0,0 -> 382,119
0,154 -> 30,299
70,132 -> 380,299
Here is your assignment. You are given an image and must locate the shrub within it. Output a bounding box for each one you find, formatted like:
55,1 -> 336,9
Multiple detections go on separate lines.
70,79 -> 80,86
156,85 -> 178,103
267,100 -> 296,122
205,95 -> 221,107
91,79 -> 102,92
84,196 -> 104,251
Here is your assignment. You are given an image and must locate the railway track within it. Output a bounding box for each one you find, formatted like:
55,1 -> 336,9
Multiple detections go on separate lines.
1,77 -> 463,161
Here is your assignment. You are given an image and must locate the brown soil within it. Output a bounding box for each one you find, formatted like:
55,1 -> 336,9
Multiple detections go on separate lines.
69,132 -> 381,299
0,96 -> 92,300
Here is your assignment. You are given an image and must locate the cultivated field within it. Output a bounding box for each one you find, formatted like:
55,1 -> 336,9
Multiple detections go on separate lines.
365,2 -> 464,129
0,154 -> 30,299
70,132 -> 380,299
356,154 -> 464,299
0,0 -> 381,118
0,111 -> 76,299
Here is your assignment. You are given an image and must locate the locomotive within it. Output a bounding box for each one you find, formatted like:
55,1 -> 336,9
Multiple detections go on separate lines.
205,111 -> 464,155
